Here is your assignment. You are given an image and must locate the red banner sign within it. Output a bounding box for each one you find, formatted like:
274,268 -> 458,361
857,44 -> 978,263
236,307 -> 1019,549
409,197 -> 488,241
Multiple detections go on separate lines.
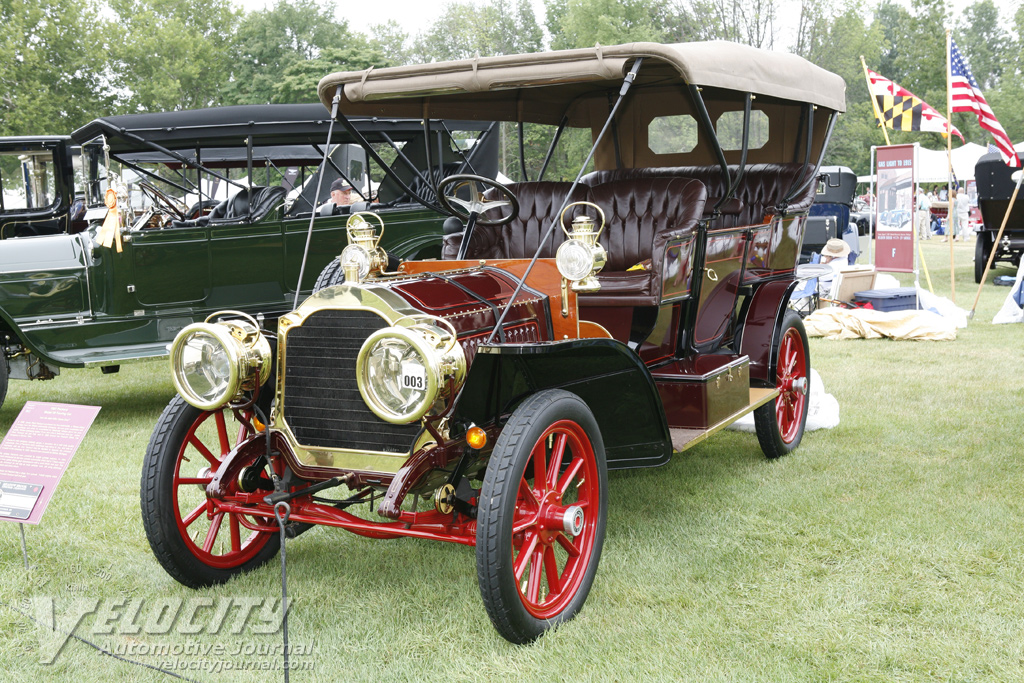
875,144 -> 916,272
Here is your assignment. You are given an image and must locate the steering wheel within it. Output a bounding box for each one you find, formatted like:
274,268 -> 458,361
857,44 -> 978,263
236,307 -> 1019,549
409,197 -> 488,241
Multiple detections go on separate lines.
138,181 -> 186,221
436,174 -> 519,226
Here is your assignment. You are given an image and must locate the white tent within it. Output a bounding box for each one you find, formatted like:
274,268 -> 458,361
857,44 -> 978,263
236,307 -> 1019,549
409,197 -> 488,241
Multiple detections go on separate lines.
915,142 -> 988,183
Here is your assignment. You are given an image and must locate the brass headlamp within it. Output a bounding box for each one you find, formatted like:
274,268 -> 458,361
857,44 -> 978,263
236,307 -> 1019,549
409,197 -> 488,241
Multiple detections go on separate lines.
340,212 -> 388,283
169,311 -> 272,411
555,201 -> 607,292
356,315 -> 467,424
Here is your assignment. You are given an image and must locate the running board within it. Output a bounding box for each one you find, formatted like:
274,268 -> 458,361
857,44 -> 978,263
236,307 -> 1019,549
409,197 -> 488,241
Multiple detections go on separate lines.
669,387 -> 778,453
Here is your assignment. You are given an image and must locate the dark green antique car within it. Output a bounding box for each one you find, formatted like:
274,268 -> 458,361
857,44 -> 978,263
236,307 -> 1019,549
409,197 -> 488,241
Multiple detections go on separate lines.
0,105 -> 497,408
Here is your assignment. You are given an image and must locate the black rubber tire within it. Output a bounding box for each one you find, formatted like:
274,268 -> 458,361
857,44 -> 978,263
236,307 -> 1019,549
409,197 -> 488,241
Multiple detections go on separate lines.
140,396 -> 279,588
975,233 -> 990,284
476,389 -> 607,644
313,257 -> 345,292
0,357 -> 8,411
754,310 -> 811,459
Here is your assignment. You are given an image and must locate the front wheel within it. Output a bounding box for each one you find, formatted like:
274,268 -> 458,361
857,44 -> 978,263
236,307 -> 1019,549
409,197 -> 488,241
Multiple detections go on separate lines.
313,257 -> 345,292
140,397 -> 279,588
754,310 -> 810,458
476,390 -> 607,644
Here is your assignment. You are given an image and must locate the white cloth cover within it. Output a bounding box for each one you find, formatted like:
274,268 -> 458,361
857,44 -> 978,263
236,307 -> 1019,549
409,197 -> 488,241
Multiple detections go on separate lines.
803,307 -> 957,341
992,259 -> 1024,324
729,368 -> 839,433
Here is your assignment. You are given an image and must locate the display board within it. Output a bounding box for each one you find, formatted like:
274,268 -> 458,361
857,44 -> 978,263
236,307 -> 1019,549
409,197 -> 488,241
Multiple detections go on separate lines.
0,402 -> 100,525
875,144 -> 916,273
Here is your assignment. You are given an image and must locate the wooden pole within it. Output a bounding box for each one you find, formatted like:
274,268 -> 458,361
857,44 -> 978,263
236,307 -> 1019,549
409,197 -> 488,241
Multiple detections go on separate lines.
917,239 -> 935,293
946,29 -> 956,303
969,172 -> 1023,318
861,56 -> 892,146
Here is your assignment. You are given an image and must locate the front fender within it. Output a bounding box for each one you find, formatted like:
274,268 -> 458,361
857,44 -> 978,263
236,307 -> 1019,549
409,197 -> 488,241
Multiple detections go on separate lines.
454,338 -> 673,470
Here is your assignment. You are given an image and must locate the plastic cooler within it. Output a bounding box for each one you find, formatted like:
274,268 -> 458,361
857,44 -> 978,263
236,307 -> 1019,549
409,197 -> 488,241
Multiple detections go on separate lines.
853,287 -> 919,312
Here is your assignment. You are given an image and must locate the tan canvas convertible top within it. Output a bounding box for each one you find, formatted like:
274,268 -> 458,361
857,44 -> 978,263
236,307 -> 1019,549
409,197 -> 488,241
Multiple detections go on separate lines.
318,41 -> 847,122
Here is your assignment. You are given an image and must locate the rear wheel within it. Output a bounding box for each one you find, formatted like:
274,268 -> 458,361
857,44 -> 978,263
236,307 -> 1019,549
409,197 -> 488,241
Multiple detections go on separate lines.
754,310 -> 810,458
975,232 -> 991,284
140,397 -> 279,587
476,390 -> 607,644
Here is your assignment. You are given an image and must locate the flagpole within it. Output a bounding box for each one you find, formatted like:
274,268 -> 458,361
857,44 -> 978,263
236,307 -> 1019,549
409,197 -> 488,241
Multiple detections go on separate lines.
861,56 -> 892,146
946,28 -> 956,303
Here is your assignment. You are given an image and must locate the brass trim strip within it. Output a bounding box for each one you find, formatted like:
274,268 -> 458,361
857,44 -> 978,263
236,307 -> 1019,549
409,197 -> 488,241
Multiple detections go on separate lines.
671,387 -> 778,453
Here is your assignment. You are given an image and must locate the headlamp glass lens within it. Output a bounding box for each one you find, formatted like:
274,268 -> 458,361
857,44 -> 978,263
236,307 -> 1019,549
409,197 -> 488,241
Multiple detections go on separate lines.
556,239 -> 596,281
341,244 -> 371,279
364,336 -> 429,416
175,330 -> 233,406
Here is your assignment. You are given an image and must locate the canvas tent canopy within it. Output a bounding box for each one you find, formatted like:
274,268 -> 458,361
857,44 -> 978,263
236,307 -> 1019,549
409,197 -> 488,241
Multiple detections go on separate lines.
916,142 -> 988,183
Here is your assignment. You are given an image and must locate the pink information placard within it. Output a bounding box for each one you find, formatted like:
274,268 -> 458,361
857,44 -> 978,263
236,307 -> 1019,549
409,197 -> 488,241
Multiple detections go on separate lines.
0,402 -> 101,525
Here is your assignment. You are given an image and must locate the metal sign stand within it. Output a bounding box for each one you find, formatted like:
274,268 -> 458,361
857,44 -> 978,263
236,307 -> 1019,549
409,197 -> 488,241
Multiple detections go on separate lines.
19,522 -> 29,570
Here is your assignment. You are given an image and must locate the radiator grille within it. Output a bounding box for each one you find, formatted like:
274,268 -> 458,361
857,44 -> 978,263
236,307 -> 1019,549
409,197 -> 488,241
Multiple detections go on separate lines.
282,309 -> 419,452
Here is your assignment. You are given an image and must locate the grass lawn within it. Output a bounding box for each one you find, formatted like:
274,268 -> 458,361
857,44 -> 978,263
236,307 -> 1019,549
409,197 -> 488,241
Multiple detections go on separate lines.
0,239 -> 1021,682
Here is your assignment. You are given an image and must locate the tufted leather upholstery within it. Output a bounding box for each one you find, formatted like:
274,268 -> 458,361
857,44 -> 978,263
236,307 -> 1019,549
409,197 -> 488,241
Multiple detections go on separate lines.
582,177 -> 706,306
442,182 -> 588,260
581,163 -> 817,229
443,178 -> 707,306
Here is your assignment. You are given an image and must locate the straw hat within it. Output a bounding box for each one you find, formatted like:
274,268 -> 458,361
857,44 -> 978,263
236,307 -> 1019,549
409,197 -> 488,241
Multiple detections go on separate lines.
822,238 -> 851,259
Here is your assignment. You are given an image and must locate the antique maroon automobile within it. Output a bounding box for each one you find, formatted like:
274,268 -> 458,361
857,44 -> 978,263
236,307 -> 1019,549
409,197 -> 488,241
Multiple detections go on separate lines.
140,42 -> 846,643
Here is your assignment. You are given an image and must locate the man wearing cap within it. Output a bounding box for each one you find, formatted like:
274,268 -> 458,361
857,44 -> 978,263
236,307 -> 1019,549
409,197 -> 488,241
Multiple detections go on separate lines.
330,178 -> 354,207
817,238 -> 851,298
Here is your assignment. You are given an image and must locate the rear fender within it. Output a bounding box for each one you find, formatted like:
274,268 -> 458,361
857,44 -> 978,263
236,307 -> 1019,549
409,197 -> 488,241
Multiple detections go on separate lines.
454,338 -> 673,470
738,280 -> 798,385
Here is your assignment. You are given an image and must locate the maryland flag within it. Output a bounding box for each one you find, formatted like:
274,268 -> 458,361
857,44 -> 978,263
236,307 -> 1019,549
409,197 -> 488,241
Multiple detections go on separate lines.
866,68 -> 964,141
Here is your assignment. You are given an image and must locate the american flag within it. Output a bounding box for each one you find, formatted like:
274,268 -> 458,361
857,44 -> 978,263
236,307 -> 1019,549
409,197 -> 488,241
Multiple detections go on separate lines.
950,39 -> 1019,167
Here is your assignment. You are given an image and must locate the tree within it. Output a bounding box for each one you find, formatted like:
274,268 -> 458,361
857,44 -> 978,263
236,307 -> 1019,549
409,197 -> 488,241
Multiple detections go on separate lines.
107,0 -> 240,112
369,20 -> 413,66
0,0 -> 112,135
873,0 -> 913,85
545,0 -> 671,50
273,44 -> 391,104
222,0 -> 370,105
412,0 -> 543,62
955,0 -> 1010,90
667,0 -> 778,47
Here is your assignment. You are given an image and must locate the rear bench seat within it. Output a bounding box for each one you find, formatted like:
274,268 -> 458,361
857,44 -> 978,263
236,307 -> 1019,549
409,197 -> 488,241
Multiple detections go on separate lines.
581,163 -> 818,229
443,177 -> 707,306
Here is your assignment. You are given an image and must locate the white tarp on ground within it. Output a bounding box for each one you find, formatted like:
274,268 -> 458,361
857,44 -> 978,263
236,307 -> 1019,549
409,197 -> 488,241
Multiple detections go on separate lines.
803,307 -> 958,340
729,368 -> 840,433
916,142 -> 988,183
993,259 -> 1024,324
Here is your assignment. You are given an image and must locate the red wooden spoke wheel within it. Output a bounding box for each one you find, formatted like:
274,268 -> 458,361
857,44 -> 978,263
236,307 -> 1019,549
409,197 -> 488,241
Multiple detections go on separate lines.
755,310 -> 810,458
141,397 -> 279,587
477,390 -> 607,644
